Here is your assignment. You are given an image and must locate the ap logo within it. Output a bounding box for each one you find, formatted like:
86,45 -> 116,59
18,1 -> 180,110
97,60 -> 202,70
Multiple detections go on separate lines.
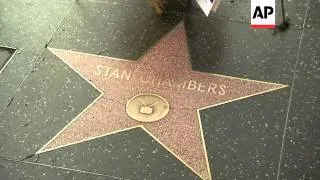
251,0 -> 275,28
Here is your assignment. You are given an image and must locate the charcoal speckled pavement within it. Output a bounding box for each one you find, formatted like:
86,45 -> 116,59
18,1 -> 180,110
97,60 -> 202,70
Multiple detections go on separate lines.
0,0 -> 319,180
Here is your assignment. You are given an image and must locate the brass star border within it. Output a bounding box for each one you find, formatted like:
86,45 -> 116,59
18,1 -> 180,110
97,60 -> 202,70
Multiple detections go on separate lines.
36,22 -> 287,180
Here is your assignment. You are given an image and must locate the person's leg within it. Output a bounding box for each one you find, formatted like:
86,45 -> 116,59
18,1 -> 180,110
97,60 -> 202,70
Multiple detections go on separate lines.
150,0 -> 189,15
150,0 -> 167,15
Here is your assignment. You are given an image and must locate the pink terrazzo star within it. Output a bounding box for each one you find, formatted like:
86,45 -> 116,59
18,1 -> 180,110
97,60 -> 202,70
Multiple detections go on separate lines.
37,22 -> 286,180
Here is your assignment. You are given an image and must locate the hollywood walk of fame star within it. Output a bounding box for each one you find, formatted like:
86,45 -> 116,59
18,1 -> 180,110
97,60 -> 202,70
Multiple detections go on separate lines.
36,22 -> 287,180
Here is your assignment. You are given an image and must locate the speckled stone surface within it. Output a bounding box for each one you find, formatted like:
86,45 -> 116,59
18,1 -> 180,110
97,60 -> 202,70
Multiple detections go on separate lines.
0,0 -> 319,180
185,14 -> 301,84
186,0 -> 309,29
0,159 -> 110,180
30,128 -> 200,180
305,0 -> 320,30
201,89 -> 290,180
0,0 -> 73,111
0,46 -> 15,72
48,0 -> 183,60
0,50 -> 101,159
278,30 -> 320,180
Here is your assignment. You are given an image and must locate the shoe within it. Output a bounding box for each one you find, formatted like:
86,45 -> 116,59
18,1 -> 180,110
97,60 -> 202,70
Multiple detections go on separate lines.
150,0 -> 189,15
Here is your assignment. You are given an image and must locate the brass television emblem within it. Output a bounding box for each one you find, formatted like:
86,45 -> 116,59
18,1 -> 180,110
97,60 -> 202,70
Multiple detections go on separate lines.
126,93 -> 169,123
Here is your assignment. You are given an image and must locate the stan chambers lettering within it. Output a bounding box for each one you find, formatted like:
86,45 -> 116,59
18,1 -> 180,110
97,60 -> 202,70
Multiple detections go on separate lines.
94,65 -> 227,96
